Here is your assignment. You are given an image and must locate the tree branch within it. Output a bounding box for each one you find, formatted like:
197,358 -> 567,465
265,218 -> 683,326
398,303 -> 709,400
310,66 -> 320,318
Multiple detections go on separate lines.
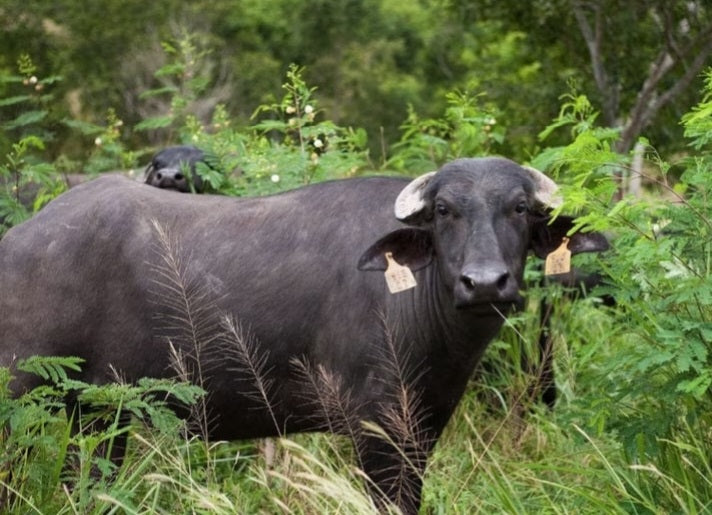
571,0 -> 619,125
617,24 -> 712,152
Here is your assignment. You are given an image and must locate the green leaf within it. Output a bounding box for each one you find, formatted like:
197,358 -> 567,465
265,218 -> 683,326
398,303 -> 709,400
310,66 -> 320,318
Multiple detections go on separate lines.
61,118 -> 104,135
135,116 -> 174,131
0,95 -> 31,107
17,356 -> 84,384
3,110 -> 48,130
138,85 -> 179,99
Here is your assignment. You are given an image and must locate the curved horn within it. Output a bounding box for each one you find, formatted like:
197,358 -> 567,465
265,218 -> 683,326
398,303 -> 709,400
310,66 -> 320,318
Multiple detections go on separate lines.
394,171 -> 437,221
522,166 -> 562,209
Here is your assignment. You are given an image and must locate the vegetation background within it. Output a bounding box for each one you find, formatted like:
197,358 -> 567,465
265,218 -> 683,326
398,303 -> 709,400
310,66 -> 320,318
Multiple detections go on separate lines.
1,1 -> 711,513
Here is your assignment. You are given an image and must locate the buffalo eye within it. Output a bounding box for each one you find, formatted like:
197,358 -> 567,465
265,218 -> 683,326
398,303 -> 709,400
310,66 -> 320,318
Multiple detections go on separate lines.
435,202 -> 450,217
514,201 -> 528,214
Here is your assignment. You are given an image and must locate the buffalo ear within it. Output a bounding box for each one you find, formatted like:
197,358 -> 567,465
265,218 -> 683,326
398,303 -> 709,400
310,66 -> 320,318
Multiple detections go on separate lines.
531,215 -> 610,259
358,228 -> 433,271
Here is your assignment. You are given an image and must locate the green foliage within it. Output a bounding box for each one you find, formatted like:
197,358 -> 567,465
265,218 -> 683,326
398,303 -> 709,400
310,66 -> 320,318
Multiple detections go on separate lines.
135,31 -> 213,140
0,58 -> 134,237
0,136 -> 64,236
683,68 -> 712,150
0,357 -> 203,513
181,63 -> 369,196
62,108 -> 137,174
17,355 -> 84,384
0,56 -> 66,235
529,72 -> 712,511
388,86 -> 504,173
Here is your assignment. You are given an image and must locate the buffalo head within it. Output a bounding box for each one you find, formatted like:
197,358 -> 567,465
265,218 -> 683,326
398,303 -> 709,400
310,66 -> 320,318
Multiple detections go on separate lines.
358,157 -> 608,311
144,145 -> 206,193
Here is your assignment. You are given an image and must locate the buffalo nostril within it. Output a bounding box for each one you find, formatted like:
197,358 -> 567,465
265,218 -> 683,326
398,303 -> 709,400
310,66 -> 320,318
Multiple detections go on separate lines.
461,275 -> 477,290
156,172 -> 163,180
496,272 -> 510,291
175,173 -> 184,181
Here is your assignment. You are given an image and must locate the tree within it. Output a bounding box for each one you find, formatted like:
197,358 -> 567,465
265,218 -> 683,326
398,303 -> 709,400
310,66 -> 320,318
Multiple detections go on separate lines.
445,0 -> 712,156
570,0 -> 712,153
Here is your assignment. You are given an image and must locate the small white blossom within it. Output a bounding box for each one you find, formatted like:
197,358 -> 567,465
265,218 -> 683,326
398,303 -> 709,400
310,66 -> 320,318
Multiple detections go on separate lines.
29,76 -> 38,85
304,104 -> 314,115
94,137 -> 102,146
286,105 -> 297,114
313,138 -> 324,148
271,174 -> 280,183
486,117 -> 497,125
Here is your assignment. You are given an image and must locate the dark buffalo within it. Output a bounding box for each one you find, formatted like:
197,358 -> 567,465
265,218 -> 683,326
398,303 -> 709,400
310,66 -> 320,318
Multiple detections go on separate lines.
529,268 -> 614,408
144,145 -> 206,192
0,157 -> 608,513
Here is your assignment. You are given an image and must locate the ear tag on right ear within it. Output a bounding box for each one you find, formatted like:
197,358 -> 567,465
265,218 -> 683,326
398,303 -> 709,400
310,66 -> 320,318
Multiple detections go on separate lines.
384,252 -> 417,294
545,237 -> 571,276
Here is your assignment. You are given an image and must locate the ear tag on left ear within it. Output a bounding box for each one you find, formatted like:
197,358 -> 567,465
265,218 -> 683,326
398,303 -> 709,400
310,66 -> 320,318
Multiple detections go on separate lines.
545,237 -> 571,276
384,252 -> 417,294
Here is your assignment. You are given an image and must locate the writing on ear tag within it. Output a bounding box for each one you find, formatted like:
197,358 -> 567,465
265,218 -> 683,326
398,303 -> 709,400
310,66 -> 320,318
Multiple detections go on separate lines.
545,237 -> 571,276
384,252 -> 417,294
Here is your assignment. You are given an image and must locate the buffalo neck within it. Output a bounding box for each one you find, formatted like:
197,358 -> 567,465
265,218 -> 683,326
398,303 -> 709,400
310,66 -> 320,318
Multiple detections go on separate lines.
382,259 -> 507,421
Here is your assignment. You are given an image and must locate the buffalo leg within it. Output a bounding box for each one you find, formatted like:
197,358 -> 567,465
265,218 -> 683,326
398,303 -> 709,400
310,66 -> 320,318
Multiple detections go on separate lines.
358,430 -> 431,514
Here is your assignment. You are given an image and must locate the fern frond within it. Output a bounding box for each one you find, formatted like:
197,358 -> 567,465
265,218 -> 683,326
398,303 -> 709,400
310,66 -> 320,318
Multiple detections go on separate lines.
16,356 -> 84,384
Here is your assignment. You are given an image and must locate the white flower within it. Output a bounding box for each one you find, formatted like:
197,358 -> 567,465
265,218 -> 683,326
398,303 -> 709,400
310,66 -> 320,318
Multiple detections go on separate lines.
286,106 -> 297,114
94,137 -> 102,146
304,104 -> 314,114
29,76 -> 38,85
313,138 -> 323,148
271,174 -> 280,183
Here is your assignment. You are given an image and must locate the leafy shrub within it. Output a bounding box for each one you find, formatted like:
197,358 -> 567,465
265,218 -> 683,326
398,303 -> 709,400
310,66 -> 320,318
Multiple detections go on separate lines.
0,357 -> 203,513
533,70 -> 712,511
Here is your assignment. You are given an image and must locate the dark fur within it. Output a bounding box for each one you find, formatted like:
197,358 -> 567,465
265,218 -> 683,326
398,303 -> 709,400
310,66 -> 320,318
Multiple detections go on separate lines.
0,157 -> 607,513
531,268 -> 614,408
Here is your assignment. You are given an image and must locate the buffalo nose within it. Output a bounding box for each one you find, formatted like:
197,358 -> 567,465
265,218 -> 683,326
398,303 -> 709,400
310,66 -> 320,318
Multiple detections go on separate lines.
458,268 -> 513,301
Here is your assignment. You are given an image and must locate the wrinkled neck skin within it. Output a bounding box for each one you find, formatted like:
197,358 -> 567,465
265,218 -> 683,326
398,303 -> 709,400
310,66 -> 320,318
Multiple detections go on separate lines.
381,260 -> 513,432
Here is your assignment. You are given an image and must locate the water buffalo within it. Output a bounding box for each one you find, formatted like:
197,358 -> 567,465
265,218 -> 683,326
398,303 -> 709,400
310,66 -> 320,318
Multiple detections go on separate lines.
0,157 -> 608,513
144,145 -> 206,192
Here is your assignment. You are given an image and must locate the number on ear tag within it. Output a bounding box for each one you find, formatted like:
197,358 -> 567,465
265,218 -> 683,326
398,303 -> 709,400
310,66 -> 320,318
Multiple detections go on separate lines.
384,252 -> 417,293
545,237 -> 571,276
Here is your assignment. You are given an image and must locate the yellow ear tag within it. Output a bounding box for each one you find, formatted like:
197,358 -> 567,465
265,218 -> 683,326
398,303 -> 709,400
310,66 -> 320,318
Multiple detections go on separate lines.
545,237 -> 571,276
384,252 -> 417,294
